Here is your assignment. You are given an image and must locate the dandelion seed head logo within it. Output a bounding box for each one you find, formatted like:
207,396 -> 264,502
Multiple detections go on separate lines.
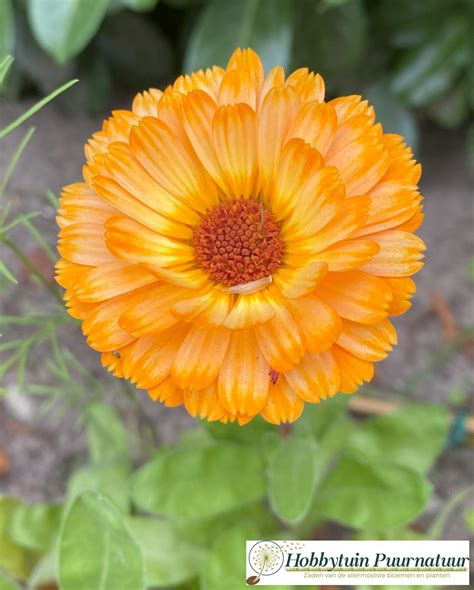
247,541 -> 284,584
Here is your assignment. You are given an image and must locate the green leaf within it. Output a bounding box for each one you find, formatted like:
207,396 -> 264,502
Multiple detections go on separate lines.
0,0 -> 14,59
184,0 -> 294,73
366,82 -> 419,151
294,394 -> 349,438
428,83 -> 469,128
132,444 -> 266,520
0,573 -> 21,590
0,498 -> 34,581
27,550 -> 56,590
464,506 -> 474,533
66,459 -> 131,513
8,503 -> 61,553
0,261 -> 17,284
204,415 -> 275,446
123,0 -> 159,10
85,402 -> 128,464
347,404 -> 450,474
292,0 -> 368,89
126,516 -> 207,587
27,0 -> 108,63
59,491 -> 145,590
0,54 -> 14,87
313,456 -> 432,530
268,436 -> 319,524
390,15 -> 470,107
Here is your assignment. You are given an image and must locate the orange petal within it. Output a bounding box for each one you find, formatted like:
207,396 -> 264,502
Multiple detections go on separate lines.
105,216 -> 195,268
74,261 -> 157,302
286,68 -> 325,103
122,324 -> 189,389
396,209 -> 424,233
218,330 -> 269,415
360,230 -> 425,277
286,101 -> 337,156
118,283 -> 187,336
172,326 -> 230,389
57,183 -> 115,228
258,85 -> 302,202
156,90 -> 189,145
271,139 -> 324,221
82,294 -> 137,352
337,319 -> 397,362
173,66 -> 225,99
147,265 -> 209,290
286,350 -> 340,403
384,276 -> 416,316
103,142 -> 200,225
259,65 -> 285,107
287,295 -> 342,353
255,303 -> 305,372
129,117 -> 218,213
219,48 -> 264,108
329,95 -> 374,126
171,290 -> 232,328
331,344 -> 374,393
212,103 -> 257,199
310,239 -> 380,272
85,110 -> 140,160
184,384 -> 227,422
55,258 -> 90,290
260,378 -> 304,425
281,165 -> 345,242
315,270 -> 392,324
223,291 -> 275,329
273,262 -> 328,299
92,175 -> 192,239
148,376 -> 184,406
58,223 -> 115,266
132,88 -> 162,117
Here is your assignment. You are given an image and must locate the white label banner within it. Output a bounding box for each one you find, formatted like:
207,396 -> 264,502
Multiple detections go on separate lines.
245,540 -> 470,586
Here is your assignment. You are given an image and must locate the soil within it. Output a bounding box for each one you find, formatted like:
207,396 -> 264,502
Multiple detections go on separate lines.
0,98 -> 473,543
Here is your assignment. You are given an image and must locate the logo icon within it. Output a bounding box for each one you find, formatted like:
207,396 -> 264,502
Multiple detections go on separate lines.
246,541 -> 284,585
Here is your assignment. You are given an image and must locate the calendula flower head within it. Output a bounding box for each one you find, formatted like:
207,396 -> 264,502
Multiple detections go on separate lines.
56,48 -> 425,425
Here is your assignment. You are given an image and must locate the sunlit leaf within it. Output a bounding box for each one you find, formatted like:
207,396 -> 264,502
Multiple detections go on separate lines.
132,444 -> 266,520
184,0 -> 294,73
59,491 -> 144,590
8,503 -> 61,553
0,498 -> 34,581
0,573 -> 21,590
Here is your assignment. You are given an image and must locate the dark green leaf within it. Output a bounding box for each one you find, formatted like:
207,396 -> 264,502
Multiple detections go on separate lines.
8,503 -> 61,553
367,82 -> 419,151
268,436 -> 319,524
313,456 -> 432,530
184,0 -> 294,73
132,444 -> 265,520
27,0 -> 109,63
390,15 -> 470,107
292,0 -> 368,91
122,0 -> 159,10
347,404 -> 450,474
59,491 -> 145,590
126,516 -> 207,586
0,0 -> 14,59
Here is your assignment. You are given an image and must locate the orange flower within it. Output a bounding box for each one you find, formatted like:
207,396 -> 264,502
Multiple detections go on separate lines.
56,48 -> 425,425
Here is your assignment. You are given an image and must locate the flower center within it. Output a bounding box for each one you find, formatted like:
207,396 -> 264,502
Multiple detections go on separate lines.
193,199 -> 284,287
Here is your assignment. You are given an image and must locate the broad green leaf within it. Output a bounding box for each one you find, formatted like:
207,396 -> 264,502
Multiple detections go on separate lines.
0,573 -> 21,590
126,517 -> 207,587
123,0 -> 159,10
294,394 -> 349,438
0,0 -> 14,59
85,402 -> 128,464
204,415 -> 275,446
0,498 -> 34,580
292,0 -> 367,89
390,15 -> 470,107
313,456 -> 432,530
268,437 -> 319,524
347,404 -> 450,474
367,82 -> 418,150
66,459 -> 131,513
59,491 -> 144,590
8,503 -> 61,553
27,0 -> 108,63
132,444 -> 266,520
184,0 -> 294,73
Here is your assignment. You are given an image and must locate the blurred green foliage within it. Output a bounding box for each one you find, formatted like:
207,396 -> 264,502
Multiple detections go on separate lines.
0,0 -> 473,153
